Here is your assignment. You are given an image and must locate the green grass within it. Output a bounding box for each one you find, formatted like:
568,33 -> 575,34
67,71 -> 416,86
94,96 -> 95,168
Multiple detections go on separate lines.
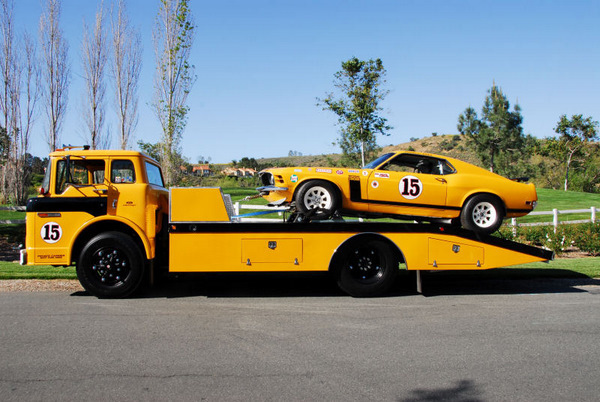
515,188 -> 600,224
0,261 -> 76,279
0,209 -> 25,220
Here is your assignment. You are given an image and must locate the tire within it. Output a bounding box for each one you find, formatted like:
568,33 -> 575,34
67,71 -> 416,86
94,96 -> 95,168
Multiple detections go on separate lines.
77,231 -> 145,298
296,180 -> 340,216
460,194 -> 504,234
334,239 -> 398,297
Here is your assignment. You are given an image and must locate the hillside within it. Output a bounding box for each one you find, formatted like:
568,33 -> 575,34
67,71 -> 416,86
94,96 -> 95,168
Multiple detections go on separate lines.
258,134 -> 481,167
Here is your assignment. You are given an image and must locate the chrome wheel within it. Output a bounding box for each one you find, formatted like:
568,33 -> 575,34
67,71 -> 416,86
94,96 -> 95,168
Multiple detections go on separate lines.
302,185 -> 334,210
471,201 -> 497,229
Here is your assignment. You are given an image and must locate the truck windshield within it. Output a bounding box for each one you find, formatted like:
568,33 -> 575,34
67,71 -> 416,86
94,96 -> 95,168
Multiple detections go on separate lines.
56,159 -> 106,193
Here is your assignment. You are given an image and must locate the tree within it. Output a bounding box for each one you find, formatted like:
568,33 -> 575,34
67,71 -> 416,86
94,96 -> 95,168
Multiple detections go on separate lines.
1,0 -> 40,204
81,2 -> 108,149
111,0 -> 142,150
152,0 -> 195,186
318,57 -> 391,167
457,84 -> 532,177
545,114 -> 599,191
138,139 -> 189,184
39,0 -> 69,152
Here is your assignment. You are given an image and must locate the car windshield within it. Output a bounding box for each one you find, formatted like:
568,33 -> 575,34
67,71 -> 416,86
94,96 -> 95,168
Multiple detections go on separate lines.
364,153 -> 394,169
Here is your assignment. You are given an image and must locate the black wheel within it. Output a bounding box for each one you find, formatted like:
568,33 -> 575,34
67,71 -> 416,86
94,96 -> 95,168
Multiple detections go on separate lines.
296,180 -> 340,216
334,239 -> 398,297
460,194 -> 504,234
77,232 -> 145,298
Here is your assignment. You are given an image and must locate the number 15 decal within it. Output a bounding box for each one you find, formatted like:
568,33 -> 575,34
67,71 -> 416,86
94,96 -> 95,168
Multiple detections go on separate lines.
399,176 -> 422,200
40,222 -> 62,244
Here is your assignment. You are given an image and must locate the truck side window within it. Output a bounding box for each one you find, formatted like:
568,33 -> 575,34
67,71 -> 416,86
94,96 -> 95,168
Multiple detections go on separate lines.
111,160 -> 136,184
145,162 -> 165,188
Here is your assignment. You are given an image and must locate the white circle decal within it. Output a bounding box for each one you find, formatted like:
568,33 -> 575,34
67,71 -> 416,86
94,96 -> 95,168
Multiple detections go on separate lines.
40,222 -> 63,244
399,175 -> 423,199
371,181 -> 379,189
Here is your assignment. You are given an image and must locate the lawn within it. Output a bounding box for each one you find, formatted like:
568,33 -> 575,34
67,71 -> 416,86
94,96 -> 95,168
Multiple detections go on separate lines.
515,188 -> 600,224
0,261 -> 76,279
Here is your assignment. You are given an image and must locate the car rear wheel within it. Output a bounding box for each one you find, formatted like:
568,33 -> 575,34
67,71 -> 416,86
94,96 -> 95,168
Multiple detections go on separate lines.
460,195 -> 504,234
296,180 -> 340,216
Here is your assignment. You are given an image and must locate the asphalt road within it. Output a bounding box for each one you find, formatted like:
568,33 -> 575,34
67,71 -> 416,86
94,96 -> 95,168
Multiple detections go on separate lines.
1,273 -> 600,401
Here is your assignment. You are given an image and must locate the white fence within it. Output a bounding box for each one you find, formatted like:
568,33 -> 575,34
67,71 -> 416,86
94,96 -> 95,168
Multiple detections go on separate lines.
233,202 -> 288,222
510,207 -> 598,232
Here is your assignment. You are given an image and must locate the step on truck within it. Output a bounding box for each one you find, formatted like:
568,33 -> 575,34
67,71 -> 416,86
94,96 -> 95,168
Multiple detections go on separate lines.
21,147 -> 553,298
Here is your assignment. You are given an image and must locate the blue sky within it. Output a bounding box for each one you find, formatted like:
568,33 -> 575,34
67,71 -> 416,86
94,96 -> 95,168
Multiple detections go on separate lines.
13,0 -> 600,163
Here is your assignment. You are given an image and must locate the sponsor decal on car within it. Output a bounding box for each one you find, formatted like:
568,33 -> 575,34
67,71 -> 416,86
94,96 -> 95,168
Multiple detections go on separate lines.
316,168 -> 332,174
374,172 -> 390,179
371,181 -> 379,189
290,174 -> 298,183
336,170 -> 344,175
294,169 -> 302,172
348,169 -> 360,173
362,171 -> 368,176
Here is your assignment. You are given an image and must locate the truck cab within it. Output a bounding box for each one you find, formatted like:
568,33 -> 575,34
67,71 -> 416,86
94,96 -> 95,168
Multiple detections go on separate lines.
23,147 -> 169,285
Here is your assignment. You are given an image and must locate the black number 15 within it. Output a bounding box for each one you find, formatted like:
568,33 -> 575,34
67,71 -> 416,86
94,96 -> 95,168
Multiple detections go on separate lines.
42,224 -> 61,241
400,177 -> 421,197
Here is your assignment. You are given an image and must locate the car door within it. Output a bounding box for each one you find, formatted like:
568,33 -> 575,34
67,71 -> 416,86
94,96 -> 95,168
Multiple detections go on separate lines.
365,154 -> 448,216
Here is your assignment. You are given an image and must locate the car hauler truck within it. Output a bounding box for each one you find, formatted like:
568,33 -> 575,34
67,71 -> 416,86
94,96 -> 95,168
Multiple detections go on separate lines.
21,147 -> 553,298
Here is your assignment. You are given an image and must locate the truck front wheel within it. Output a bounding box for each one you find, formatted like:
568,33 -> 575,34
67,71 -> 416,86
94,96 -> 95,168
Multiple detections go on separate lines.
334,239 -> 398,297
77,232 -> 145,298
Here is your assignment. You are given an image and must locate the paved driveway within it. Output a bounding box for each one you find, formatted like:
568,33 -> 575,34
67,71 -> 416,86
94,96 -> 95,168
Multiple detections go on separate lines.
1,273 -> 599,401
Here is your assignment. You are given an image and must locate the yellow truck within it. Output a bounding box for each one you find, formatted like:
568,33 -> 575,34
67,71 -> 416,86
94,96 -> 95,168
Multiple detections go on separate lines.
21,147 -> 553,298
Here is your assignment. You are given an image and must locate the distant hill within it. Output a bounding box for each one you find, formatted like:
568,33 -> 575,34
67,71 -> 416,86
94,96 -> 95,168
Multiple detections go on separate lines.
257,134 -> 479,167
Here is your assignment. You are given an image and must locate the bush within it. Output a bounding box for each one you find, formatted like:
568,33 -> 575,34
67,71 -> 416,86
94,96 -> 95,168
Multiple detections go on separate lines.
573,223 -> 600,256
505,223 -> 598,256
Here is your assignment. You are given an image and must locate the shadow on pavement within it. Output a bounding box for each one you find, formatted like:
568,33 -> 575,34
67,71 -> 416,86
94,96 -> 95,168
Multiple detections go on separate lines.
416,268 -> 600,297
70,268 -> 600,299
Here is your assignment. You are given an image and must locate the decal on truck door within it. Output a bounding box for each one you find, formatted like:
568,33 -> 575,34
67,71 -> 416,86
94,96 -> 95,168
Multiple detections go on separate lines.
40,222 -> 62,243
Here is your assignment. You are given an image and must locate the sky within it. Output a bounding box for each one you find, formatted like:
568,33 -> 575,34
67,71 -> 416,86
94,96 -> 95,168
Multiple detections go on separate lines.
11,0 -> 600,164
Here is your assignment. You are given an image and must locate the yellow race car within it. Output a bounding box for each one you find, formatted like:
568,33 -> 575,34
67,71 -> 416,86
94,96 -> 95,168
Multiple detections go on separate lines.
258,151 -> 537,233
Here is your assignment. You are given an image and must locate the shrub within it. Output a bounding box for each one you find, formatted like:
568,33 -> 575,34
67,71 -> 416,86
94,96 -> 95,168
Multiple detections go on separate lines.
573,223 -> 600,256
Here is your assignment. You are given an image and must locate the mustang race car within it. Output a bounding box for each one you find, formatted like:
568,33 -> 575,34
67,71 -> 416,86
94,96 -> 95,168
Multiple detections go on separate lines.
258,151 -> 537,234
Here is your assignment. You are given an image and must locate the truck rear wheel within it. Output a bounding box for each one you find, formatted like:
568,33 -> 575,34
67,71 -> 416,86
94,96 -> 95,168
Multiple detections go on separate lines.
77,232 -> 145,298
334,239 -> 398,297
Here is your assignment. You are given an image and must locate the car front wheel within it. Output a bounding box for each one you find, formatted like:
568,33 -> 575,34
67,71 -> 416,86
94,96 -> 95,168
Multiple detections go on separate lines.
296,180 -> 340,216
460,195 -> 504,234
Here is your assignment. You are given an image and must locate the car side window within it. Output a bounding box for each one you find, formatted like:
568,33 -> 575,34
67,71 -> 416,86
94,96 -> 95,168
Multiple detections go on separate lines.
111,160 -> 136,184
380,154 -> 455,175
380,155 -> 433,174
